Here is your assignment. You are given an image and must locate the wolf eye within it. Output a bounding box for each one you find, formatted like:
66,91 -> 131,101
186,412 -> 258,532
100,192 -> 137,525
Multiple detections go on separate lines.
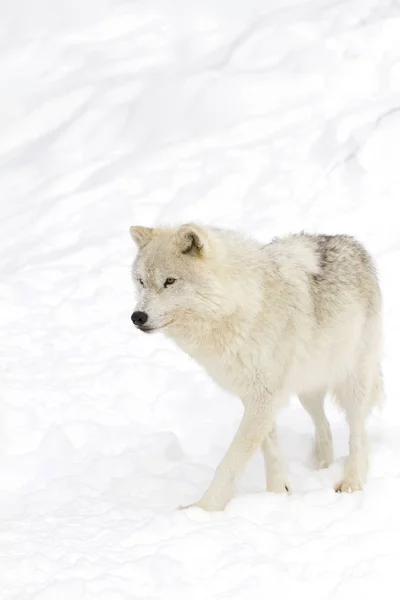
164,277 -> 176,288
138,278 -> 144,286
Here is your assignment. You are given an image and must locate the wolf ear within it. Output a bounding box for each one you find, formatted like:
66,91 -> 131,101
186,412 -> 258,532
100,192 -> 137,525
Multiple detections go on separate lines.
129,226 -> 154,248
177,224 -> 206,257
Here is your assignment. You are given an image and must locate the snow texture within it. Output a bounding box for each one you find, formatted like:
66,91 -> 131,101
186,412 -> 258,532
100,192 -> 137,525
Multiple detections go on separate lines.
1,1 -> 400,598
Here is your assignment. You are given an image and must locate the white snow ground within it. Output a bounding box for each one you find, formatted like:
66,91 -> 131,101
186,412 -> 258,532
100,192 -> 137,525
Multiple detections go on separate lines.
1,0 -> 400,598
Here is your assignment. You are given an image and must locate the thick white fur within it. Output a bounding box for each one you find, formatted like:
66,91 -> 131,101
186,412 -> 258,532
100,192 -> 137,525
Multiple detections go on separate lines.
130,224 -> 384,511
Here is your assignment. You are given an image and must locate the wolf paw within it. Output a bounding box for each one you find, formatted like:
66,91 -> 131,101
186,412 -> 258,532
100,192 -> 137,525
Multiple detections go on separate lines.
178,502 -> 199,511
335,479 -> 363,493
178,500 -> 227,512
178,491 -> 231,512
267,480 -> 291,494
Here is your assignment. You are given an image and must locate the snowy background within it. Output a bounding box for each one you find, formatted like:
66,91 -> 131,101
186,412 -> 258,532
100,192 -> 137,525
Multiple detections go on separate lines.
1,0 -> 400,598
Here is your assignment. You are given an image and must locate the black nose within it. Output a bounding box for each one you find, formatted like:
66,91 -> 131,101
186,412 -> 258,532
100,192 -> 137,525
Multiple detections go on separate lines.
131,311 -> 148,327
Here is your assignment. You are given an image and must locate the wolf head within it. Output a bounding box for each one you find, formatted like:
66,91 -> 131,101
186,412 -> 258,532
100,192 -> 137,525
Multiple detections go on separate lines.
130,224 -> 233,336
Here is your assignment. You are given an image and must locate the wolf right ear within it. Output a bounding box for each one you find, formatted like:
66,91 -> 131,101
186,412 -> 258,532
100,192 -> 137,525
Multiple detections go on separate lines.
177,224 -> 207,257
129,226 -> 154,248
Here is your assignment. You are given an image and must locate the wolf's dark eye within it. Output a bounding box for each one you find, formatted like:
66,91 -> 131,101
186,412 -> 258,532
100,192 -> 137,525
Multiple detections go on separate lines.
164,277 -> 176,288
138,278 -> 144,286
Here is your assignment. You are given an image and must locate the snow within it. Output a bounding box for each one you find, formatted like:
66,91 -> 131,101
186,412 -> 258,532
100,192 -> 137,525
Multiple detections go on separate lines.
1,0 -> 400,598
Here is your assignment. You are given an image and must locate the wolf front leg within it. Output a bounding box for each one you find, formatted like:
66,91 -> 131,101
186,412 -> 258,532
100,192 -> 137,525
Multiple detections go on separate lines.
181,402 -> 275,511
261,424 -> 290,493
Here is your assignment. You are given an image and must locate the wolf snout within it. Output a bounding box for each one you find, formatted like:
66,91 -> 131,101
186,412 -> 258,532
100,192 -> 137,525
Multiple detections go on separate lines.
131,311 -> 148,328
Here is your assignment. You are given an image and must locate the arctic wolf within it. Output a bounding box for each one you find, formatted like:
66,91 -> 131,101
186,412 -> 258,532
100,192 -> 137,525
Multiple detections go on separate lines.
130,224 -> 383,511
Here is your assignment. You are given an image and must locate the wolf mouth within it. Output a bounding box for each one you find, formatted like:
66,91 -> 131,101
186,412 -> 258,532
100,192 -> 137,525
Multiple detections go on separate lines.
138,320 -> 174,333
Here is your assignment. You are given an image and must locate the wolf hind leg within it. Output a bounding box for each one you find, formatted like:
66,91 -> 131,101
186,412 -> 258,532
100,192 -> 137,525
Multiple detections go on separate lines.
334,367 -> 381,492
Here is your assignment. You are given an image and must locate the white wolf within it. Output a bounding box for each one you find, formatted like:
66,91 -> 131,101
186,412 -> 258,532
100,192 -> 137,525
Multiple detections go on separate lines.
130,224 -> 383,511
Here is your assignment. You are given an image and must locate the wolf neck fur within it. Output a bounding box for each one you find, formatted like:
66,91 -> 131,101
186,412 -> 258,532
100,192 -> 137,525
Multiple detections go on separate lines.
167,247 -> 265,359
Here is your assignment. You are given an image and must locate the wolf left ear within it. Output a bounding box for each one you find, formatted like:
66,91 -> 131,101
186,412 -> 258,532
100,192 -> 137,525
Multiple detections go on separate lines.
177,224 -> 206,257
129,226 -> 154,248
